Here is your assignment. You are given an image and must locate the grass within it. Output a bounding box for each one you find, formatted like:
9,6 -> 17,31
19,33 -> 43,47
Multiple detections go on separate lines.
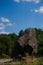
0,56 -> 43,65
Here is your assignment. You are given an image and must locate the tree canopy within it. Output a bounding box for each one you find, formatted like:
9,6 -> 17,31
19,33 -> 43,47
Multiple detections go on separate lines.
0,28 -> 43,58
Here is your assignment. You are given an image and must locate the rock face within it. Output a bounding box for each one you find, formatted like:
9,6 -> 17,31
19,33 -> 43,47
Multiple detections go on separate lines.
28,29 -> 37,53
12,28 -> 37,59
18,28 -> 37,53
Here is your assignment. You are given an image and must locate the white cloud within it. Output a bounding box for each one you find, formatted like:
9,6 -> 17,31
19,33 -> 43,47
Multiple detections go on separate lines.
13,0 -> 41,3
0,17 -> 10,22
13,0 -> 20,3
35,9 -> 38,12
35,6 -> 43,13
6,23 -> 14,26
0,31 -> 10,34
22,0 -> 32,2
33,0 -> 41,3
0,23 -> 5,30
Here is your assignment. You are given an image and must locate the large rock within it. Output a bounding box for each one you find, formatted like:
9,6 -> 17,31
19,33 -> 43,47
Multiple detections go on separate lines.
12,28 -> 37,59
18,28 -> 37,53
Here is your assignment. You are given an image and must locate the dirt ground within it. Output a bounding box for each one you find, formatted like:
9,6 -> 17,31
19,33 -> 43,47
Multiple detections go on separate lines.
0,56 -> 43,65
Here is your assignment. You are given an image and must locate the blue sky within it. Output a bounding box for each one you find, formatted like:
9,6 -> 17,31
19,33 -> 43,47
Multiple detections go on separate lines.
0,0 -> 43,34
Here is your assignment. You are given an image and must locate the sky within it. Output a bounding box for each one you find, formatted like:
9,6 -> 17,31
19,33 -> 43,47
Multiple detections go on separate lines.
0,0 -> 43,34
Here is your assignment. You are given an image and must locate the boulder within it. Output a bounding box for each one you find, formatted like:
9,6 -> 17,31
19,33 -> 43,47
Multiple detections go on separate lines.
18,28 -> 37,53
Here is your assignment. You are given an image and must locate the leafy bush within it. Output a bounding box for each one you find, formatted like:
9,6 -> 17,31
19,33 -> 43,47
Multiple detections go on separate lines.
1,54 -> 10,58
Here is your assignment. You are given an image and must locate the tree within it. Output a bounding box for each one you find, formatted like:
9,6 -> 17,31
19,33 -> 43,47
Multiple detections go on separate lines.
19,30 -> 24,37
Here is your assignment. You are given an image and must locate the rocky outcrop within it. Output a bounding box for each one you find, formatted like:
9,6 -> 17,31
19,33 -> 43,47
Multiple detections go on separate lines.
12,28 -> 37,59
18,28 -> 37,53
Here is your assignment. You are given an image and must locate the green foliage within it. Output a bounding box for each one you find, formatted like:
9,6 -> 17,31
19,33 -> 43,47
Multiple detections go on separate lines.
18,30 -> 24,37
0,33 -> 18,58
0,28 -> 43,58
35,28 -> 43,56
1,54 -> 10,58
